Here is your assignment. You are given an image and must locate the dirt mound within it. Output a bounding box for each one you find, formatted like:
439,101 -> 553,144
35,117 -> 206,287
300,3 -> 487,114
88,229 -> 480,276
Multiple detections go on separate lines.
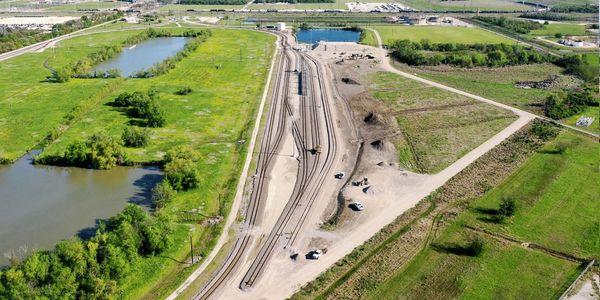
341,77 -> 360,85
364,112 -> 379,124
515,76 -> 560,89
370,140 -> 384,150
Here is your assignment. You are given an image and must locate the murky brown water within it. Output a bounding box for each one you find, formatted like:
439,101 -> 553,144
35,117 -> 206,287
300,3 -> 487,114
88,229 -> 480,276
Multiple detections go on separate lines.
0,153 -> 162,266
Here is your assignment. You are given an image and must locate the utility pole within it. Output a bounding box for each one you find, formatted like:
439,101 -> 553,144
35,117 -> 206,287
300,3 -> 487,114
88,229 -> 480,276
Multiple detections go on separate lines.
189,235 -> 194,264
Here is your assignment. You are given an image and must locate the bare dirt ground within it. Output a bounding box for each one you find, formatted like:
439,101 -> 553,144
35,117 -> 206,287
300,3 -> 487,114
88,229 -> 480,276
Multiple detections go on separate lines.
568,272 -> 600,300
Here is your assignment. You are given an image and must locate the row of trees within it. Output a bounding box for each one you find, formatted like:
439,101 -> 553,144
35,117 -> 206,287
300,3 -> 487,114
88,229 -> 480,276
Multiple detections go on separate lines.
132,31 -> 211,78
389,39 -> 548,68
113,90 -> 167,127
544,89 -> 597,120
0,205 -> 173,299
47,29 -> 211,82
554,54 -> 599,83
474,16 -> 544,34
550,4 -> 598,13
0,13 -> 123,54
519,12 -> 576,21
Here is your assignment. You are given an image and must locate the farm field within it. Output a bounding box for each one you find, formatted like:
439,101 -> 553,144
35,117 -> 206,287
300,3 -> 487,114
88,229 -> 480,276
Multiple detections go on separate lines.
367,130 -> 598,299
0,26 -> 275,299
390,61 -> 587,115
395,0 -> 531,11
367,71 -> 516,173
361,25 -> 514,46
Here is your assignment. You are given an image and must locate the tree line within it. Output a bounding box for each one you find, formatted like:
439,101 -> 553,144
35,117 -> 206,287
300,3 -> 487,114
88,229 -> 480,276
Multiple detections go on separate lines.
47,29 -> 211,82
254,0 -> 334,3
132,30 -> 211,78
474,16 -> 544,34
545,88 -> 598,120
389,39 -> 549,68
0,13 -> 123,54
0,205 -> 173,299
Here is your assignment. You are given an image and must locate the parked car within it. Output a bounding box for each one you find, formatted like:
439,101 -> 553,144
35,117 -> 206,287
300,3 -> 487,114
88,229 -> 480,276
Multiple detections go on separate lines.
307,249 -> 323,259
335,172 -> 345,179
350,202 -> 365,211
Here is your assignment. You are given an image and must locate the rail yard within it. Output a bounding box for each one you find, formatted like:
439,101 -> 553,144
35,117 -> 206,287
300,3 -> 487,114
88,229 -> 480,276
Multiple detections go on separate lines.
0,1 -> 598,299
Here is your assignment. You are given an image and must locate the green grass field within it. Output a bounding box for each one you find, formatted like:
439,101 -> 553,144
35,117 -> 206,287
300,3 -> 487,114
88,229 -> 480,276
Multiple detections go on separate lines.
395,0 -> 532,11
368,130 -> 598,299
390,62 -> 582,115
362,25 -> 514,46
0,26 -> 275,298
465,131 -> 600,258
368,71 -> 516,173
370,227 -> 580,299
528,23 -> 589,37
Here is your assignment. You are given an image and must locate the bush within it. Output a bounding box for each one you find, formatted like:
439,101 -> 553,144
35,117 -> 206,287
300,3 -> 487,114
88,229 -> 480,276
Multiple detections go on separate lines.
122,126 -> 149,147
554,32 -> 563,38
465,237 -> 485,256
176,86 -> 193,95
531,120 -> 559,141
499,196 -> 516,218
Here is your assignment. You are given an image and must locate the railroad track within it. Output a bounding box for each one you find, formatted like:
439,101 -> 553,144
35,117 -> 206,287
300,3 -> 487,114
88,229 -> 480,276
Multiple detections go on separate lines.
193,33 -> 340,298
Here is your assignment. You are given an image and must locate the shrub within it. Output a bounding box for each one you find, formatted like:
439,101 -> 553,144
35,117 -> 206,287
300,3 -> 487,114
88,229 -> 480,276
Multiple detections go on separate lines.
122,126 -> 149,147
531,120 -> 559,141
176,86 -> 193,95
554,32 -> 563,38
499,196 -> 516,218
112,90 -> 166,127
164,145 -> 199,164
465,237 -> 485,256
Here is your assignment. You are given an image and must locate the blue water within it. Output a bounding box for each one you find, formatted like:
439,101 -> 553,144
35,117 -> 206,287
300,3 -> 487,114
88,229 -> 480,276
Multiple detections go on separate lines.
296,29 -> 361,45
94,37 -> 188,77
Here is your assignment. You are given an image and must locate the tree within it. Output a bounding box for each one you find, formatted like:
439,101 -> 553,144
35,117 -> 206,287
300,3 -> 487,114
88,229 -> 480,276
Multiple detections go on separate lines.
152,180 -> 175,208
165,158 -> 199,191
87,132 -> 127,169
64,141 -> 88,166
499,196 -> 516,218
465,236 -> 485,256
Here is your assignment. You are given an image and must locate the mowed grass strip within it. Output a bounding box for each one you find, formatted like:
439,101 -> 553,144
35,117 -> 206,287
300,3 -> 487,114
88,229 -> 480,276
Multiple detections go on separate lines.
370,227 -> 581,300
465,131 -> 600,258
362,25 -> 515,47
368,71 -> 516,173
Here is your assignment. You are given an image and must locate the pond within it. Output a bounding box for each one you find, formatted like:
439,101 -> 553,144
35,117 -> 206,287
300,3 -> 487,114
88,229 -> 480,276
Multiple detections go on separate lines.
0,152 -> 162,266
94,37 -> 189,77
296,28 -> 361,45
